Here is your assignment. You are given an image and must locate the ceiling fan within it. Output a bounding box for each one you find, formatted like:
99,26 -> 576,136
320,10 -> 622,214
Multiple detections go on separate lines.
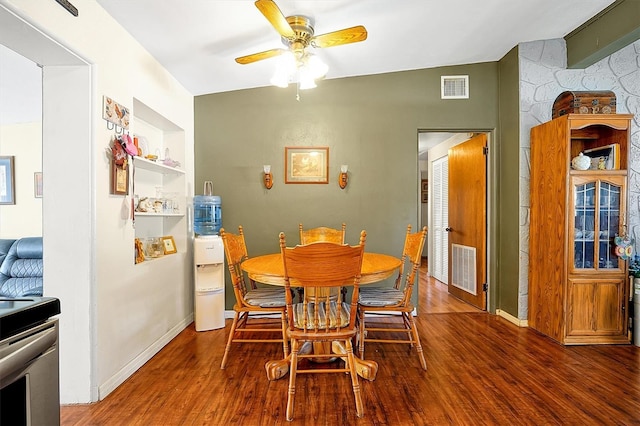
235,0 -> 367,88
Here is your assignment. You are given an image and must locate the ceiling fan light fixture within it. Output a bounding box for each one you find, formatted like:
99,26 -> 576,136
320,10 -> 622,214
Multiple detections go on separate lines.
305,53 -> 328,80
270,51 -> 327,90
239,1 -> 366,94
270,51 -> 297,87
298,72 -> 317,90
270,72 -> 290,88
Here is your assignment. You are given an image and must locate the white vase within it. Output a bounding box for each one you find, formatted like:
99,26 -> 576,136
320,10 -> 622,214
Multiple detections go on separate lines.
571,152 -> 591,170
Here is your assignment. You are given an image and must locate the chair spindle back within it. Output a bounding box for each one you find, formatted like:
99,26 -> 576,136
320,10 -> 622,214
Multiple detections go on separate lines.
280,230 -> 366,333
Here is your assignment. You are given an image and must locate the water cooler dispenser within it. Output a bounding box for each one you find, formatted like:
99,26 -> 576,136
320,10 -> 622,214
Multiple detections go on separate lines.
194,236 -> 225,331
193,181 -> 221,237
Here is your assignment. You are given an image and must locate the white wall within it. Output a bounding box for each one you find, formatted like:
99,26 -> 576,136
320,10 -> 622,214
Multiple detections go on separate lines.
0,43 -> 41,125
0,122 -> 42,237
0,44 -> 42,238
519,38 -> 640,319
0,0 -> 194,403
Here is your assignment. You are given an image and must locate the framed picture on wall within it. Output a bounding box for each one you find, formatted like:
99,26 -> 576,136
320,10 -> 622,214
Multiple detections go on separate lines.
111,160 -> 129,195
0,156 -> 16,205
285,147 -> 329,184
421,179 -> 428,203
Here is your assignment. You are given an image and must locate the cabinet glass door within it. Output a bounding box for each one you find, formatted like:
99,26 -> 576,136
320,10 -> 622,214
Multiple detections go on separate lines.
572,176 -> 624,271
574,182 -> 596,269
598,182 -> 621,269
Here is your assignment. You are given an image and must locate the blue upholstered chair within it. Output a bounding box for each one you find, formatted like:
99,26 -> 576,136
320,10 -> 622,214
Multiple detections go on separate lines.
0,237 -> 44,298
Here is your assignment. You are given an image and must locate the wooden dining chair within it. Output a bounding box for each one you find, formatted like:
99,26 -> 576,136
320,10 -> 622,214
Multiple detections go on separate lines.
299,223 -> 347,301
298,222 -> 346,245
219,226 -> 289,369
279,230 -> 367,421
357,225 -> 428,370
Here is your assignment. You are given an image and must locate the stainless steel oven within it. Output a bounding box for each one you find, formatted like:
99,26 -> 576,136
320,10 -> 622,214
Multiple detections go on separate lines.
0,297 -> 61,426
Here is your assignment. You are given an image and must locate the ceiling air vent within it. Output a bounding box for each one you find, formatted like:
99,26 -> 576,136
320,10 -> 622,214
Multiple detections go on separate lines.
441,75 -> 469,99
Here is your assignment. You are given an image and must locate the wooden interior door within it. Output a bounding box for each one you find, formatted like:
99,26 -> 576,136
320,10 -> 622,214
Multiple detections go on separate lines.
447,133 -> 487,310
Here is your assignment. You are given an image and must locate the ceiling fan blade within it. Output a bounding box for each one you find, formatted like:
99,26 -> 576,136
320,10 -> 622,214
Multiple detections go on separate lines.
254,0 -> 295,39
235,48 -> 286,65
312,25 -> 368,49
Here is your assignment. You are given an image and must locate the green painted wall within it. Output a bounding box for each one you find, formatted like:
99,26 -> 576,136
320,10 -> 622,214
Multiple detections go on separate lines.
195,63 -> 500,309
496,47 -> 521,316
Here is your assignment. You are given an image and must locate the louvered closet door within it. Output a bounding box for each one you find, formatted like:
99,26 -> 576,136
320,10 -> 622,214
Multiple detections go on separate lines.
432,156 -> 448,283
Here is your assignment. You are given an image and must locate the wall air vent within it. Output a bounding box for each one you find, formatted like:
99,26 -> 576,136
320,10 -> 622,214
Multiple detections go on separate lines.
450,243 -> 476,295
441,75 -> 469,99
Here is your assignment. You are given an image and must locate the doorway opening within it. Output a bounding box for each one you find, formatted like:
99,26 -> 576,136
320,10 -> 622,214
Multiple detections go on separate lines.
418,130 -> 490,311
1,3 -> 95,403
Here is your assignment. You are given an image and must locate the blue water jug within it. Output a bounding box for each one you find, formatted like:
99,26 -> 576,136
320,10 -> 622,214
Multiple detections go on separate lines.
194,181 -> 221,236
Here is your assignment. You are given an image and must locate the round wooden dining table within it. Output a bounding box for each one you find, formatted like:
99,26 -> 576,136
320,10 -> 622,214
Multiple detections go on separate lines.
241,252 -> 402,286
241,252 -> 402,382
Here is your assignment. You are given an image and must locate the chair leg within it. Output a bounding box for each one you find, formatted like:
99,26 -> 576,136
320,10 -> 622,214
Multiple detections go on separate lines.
345,339 -> 364,418
281,311 -> 290,357
358,309 -> 366,358
220,312 -> 239,369
286,339 -> 299,421
406,313 -> 427,371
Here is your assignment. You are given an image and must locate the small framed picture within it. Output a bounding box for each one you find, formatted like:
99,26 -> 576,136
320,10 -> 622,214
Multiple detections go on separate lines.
285,147 -> 329,184
34,172 -> 43,198
0,156 -> 16,205
111,160 -> 129,195
421,179 -> 428,203
162,236 -> 177,254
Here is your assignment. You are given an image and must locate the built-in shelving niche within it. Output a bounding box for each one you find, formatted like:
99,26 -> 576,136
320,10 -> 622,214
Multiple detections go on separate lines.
132,98 -> 186,262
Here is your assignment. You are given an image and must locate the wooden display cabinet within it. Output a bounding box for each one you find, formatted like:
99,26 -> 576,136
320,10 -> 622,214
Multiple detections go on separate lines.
528,114 -> 632,345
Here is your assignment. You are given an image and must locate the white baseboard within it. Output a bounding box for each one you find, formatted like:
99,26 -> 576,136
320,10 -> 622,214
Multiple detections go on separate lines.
98,314 -> 193,400
496,309 -> 528,327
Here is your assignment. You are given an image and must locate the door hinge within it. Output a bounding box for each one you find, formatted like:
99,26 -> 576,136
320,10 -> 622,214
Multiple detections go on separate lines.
483,146 -> 488,155
483,283 -> 488,292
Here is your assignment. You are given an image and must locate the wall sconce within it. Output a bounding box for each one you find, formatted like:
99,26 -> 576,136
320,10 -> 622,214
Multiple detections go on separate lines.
339,164 -> 348,189
263,165 -> 273,189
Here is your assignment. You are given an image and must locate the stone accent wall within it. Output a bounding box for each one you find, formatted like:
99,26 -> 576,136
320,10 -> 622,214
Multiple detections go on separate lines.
519,38 -> 640,319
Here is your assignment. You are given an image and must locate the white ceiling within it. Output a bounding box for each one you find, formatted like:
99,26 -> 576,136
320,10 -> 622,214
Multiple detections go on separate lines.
95,0 -> 616,96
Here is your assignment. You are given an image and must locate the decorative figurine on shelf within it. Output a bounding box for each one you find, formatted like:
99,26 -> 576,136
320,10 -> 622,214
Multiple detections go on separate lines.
598,157 -> 606,170
135,238 -> 145,264
135,197 -> 152,212
571,152 -> 591,170
162,148 -> 181,168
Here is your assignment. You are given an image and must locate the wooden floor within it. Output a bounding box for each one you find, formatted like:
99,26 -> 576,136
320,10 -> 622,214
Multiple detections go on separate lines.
60,266 -> 640,425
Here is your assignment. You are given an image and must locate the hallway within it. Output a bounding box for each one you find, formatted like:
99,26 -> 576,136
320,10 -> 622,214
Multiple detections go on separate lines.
418,262 -> 481,314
